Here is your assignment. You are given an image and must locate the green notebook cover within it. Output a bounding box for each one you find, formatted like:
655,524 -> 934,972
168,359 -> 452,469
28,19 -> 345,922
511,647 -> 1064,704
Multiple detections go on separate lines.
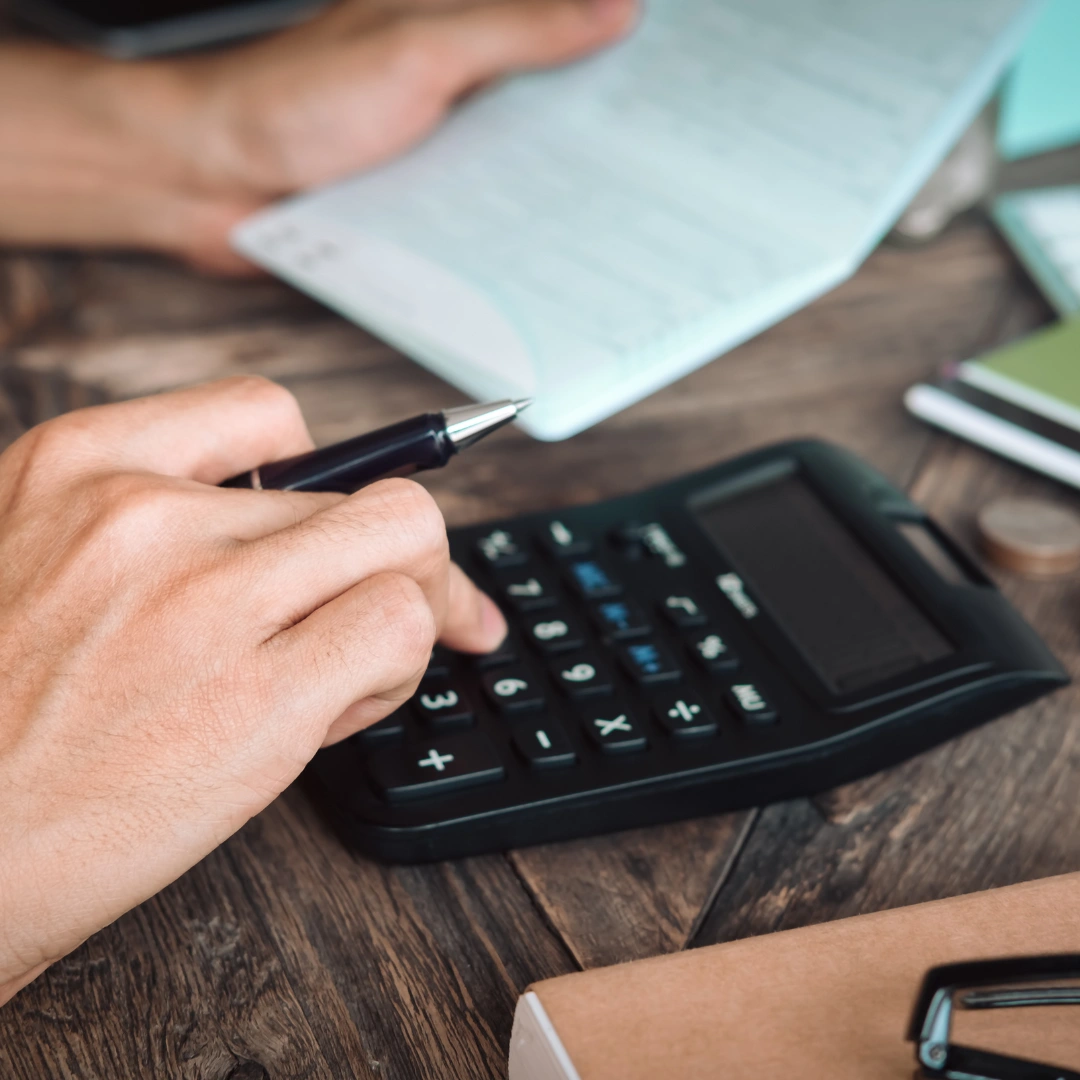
959,318 -> 1080,431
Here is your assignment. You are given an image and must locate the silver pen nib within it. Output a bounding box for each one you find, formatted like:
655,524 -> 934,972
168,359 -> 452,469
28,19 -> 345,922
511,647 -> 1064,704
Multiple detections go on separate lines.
442,398 -> 531,451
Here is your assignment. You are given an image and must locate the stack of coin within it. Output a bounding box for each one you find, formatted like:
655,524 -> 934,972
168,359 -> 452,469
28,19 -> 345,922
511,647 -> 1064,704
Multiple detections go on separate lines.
976,497 -> 1080,578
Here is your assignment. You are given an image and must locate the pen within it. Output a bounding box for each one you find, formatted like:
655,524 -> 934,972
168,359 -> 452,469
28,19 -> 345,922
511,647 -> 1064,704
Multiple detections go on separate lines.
221,398 -> 531,493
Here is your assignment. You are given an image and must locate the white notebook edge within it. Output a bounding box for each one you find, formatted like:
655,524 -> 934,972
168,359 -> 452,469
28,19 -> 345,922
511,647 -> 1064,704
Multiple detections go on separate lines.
992,190 -> 1080,317
508,991 -> 582,1080
905,382 -> 1080,489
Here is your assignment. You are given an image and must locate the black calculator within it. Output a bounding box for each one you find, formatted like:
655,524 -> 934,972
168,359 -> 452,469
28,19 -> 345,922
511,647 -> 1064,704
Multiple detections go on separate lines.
304,440 -> 1068,863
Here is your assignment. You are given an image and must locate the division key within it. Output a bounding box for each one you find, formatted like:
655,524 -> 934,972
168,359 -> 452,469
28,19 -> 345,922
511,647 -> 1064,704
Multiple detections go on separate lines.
368,733 -> 505,803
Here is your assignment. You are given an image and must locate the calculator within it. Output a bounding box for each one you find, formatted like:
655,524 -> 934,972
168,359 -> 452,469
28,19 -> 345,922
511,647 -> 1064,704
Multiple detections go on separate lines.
304,440 -> 1068,863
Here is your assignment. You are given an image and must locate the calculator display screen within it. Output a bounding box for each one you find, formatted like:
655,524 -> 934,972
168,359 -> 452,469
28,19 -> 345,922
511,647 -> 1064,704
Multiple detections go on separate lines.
694,474 -> 953,693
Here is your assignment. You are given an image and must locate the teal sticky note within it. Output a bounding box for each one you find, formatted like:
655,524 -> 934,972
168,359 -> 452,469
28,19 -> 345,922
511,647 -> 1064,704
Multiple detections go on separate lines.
998,0 -> 1080,160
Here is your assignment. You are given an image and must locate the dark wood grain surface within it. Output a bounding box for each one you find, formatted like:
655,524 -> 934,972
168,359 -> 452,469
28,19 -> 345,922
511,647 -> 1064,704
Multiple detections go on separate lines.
2,208 -> 1079,1079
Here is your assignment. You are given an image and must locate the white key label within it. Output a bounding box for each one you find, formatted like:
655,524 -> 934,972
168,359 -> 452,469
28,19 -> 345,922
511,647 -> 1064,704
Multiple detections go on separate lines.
697,634 -> 726,660
507,578 -> 543,597
420,691 -> 459,711
533,620 -> 569,641
479,530 -> 517,560
493,678 -> 530,698
732,684 -> 767,712
561,663 -> 596,683
594,714 -> 631,737
668,699 -> 701,722
716,573 -> 759,619
549,520 -> 574,547
418,749 -> 454,771
665,595 -> 699,616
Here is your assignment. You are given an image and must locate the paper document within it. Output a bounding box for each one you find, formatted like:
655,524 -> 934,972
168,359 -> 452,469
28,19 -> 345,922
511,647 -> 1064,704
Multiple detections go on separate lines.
235,0 -> 1038,440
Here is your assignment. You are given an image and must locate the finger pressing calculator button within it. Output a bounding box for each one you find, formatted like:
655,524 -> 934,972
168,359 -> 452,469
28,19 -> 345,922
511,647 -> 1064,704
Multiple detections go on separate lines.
619,641 -> 682,685
652,692 -> 717,739
565,559 -> 622,600
482,667 -> 546,712
686,628 -> 740,673
495,569 -> 558,612
525,611 -> 584,653
726,682 -> 778,724
413,684 -> 473,728
512,719 -> 577,769
591,598 -> 651,640
580,706 -> 647,754
549,654 -> 614,699
369,733 -> 505,803
475,528 -> 529,569
540,519 -> 592,558
470,638 -> 519,671
660,593 -> 708,628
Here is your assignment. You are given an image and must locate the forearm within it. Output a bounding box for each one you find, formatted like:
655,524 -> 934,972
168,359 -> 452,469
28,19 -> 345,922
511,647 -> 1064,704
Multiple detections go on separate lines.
0,45 -> 250,267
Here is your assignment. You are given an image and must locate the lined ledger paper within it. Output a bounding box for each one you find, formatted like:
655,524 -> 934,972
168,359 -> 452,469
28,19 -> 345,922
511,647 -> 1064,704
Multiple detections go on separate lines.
235,0 -> 1038,440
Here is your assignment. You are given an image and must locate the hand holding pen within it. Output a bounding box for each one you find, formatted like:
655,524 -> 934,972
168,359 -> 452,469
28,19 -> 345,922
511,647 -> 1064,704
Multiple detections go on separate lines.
0,378 -> 516,1003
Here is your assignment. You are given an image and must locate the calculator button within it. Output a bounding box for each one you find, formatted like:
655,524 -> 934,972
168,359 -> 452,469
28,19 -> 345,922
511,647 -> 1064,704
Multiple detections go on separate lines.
353,711 -> 407,745
482,667 -> 546,712
652,692 -> 717,739
660,593 -> 708,628
619,641 -> 682,685
470,638 -> 519,671
608,522 -> 649,558
424,645 -> 453,681
549,654 -> 614,699
475,528 -> 529,569
613,521 -> 687,567
369,733 -> 505,802
591,598 -> 651,640
685,628 -> 740,673
495,569 -> 558,612
726,682 -> 778,724
565,559 -> 622,600
525,611 -> 585,653
580,706 -> 648,754
413,683 -> 473,728
512,719 -> 577,769
540,519 -> 592,558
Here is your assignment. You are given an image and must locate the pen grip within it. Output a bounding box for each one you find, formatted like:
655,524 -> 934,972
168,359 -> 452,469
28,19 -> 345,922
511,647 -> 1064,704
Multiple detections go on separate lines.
221,414 -> 451,493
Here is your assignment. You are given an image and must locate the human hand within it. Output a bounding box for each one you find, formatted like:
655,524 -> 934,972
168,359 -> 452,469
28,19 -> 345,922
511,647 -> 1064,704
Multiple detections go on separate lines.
0,0 -> 636,271
0,377 -> 506,1004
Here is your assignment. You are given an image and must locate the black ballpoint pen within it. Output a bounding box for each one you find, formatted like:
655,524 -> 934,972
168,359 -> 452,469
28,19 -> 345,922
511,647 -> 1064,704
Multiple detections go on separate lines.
221,398 -> 531,493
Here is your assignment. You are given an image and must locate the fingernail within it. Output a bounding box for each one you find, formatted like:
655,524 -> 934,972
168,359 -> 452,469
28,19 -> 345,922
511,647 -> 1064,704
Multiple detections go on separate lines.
480,593 -> 508,646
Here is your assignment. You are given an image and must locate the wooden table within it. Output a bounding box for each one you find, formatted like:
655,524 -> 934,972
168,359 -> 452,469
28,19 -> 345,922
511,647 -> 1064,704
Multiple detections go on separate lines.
3,208 -> 1080,1078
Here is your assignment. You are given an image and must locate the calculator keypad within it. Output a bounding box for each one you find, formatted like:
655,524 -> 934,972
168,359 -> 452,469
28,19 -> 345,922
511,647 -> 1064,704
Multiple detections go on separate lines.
357,514 -> 786,806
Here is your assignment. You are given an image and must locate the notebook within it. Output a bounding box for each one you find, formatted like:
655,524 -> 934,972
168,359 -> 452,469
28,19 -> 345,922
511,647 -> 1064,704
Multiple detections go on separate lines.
997,0 -> 1080,160
509,872 -> 1080,1079
234,0 -> 1039,441
993,185 -> 1080,316
906,318 -> 1080,488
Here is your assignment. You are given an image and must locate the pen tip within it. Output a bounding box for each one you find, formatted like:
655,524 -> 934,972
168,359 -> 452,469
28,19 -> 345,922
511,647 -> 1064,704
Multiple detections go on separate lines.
513,398 -> 533,413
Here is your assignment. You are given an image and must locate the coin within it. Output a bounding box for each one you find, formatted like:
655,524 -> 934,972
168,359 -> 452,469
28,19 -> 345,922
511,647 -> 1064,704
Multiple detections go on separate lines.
976,497 -> 1080,578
